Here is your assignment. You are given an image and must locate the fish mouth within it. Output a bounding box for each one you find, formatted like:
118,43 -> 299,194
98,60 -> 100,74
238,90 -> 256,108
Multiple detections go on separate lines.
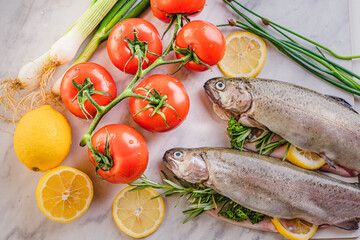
162,150 -> 178,171
204,78 -> 221,105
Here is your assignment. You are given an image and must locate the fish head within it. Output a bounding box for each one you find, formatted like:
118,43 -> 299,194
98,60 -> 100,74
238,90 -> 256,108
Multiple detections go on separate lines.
163,148 -> 209,183
204,77 -> 253,116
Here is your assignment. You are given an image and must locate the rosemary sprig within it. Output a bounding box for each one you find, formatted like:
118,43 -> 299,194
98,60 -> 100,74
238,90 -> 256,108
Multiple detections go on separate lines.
219,0 -> 360,96
129,172 -> 265,224
227,116 -> 290,160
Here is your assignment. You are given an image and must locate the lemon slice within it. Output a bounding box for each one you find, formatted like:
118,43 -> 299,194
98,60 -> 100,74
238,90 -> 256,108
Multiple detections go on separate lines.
286,145 -> 326,170
271,218 -> 318,240
218,32 -> 266,77
113,186 -> 165,238
36,166 -> 93,223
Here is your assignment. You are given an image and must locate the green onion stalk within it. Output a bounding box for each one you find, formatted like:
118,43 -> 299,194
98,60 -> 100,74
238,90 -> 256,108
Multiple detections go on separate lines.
1,0 -> 117,121
52,0 -> 151,95
219,0 -> 360,96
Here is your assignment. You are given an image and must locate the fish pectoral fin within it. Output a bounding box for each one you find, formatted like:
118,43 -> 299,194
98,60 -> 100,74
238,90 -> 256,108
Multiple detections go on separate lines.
333,220 -> 359,230
324,95 -> 358,114
212,103 -> 233,120
320,154 -> 336,169
239,115 -> 267,130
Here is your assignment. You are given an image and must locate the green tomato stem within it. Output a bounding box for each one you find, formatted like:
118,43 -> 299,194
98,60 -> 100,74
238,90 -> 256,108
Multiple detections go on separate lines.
162,14 -> 182,56
126,91 -> 161,104
79,89 -> 131,146
80,22 -> 192,148
84,90 -> 105,113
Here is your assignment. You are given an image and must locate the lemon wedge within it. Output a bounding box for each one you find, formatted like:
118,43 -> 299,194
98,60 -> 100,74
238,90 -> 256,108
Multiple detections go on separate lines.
113,186 -> 165,238
36,166 -> 93,223
271,218 -> 318,240
286,145 -> 326,170
218,31 -> 266,77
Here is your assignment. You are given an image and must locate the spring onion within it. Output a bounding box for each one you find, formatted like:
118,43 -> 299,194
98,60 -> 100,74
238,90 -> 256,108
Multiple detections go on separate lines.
0,0 -> 117,120
33,0 -> 117,83
52,0 -> 150,95
220,0 -> 360,96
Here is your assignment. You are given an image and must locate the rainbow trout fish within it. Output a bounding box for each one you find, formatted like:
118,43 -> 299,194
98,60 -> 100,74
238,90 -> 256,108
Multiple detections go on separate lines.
204,77 -> 360,174
163,147 -> 360,230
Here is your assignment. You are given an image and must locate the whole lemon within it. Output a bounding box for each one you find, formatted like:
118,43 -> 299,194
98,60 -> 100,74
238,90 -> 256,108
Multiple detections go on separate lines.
14,105 -> 72,172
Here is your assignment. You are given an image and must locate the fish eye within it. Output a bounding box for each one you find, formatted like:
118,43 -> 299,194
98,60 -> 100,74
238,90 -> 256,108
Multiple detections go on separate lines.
173,151 -> 183,160
215,81 -> 225,90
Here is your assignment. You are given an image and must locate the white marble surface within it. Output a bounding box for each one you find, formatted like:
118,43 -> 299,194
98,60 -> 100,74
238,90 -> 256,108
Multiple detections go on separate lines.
0,0 -> 359,239
350,0 -> 360,113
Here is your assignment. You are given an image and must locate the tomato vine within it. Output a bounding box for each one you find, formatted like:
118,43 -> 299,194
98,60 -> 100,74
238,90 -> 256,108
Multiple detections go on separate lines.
78,15 -> 206,174
64,1 -> 226,182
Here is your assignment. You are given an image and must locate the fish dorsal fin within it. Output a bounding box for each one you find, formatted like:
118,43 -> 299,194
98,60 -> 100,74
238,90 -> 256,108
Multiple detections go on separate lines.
325,95 -> 358,114
333,220 -> 359,230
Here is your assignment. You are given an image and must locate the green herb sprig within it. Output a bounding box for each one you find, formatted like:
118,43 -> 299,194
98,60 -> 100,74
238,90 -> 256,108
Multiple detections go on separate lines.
129,172 -> 265,224
220,201 -> 266,224
227,116 -> 290,160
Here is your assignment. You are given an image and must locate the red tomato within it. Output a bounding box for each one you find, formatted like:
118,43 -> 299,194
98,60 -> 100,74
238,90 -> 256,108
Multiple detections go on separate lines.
60,62 -> 117,119
175,20 -> 226,72
88,124 -> 148,184
107,18 -> 162,75
129,74 -> 190,132
150,0 -> 206,23
150,3 -> 171,23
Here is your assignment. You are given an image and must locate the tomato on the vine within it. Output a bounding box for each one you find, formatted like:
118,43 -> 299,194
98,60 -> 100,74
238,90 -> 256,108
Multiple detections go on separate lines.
129,74 -> 190,132
150,0 -> 206,23
88,124 -> 148,184
175,20 -> 226,72
107,18 -> 162,75
60,62 -> 117,119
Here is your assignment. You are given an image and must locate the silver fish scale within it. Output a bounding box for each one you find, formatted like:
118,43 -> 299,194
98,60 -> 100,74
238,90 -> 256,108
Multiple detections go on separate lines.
202,148 -> 360,226
240,78 -> 360,171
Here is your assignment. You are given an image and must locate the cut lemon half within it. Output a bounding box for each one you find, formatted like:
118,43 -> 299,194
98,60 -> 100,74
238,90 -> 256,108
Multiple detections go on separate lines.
218,31 -> 266,77
271,218 -> 318,240
36,166 -> 93,223
113,186 -> 165,238
286,145 -> 326,170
